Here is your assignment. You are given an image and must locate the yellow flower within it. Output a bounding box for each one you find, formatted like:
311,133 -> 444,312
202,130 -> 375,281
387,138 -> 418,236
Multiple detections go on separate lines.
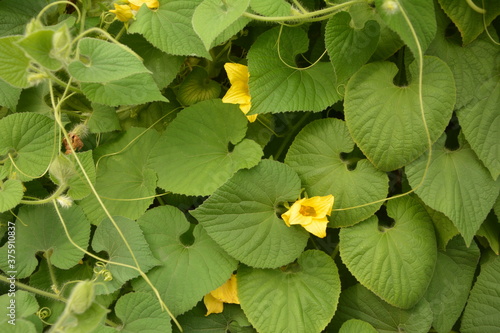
222,63 -> 257,122
281,195 -> 334,238
128,0 -> 159,10
203,274 -> 239,316
109,4 -> 134,22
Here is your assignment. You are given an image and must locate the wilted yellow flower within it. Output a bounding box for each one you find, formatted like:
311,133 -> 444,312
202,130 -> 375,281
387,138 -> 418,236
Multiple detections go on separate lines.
204,274 -> 239,316
109,4 -> 134,22
128,0 -> 159,10
281,195 -> 334,238
222,63 -> 257,122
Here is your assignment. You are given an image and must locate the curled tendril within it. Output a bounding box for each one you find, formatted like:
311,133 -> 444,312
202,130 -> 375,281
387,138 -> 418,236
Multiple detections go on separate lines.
93,261 -> 113,281
37,307 -> 52,320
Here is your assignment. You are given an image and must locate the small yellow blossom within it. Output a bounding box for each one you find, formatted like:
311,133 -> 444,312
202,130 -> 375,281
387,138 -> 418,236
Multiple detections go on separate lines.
128,0 -> 159,10
222,63 -> 257,122
109,4 -> 134,22
204,274 -> 239,316
281,195 -> 334,238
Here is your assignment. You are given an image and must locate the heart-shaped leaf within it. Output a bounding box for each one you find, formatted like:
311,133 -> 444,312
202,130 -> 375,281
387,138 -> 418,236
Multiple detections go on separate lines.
285,118 -> 388,227
192,159 -> 308,268
344,56 -> 455,171
339,196 -> 437,309
148,99 -> 262,196
133,205 -> 238,316
0,179 -> 23,213
238,250 -> 341,333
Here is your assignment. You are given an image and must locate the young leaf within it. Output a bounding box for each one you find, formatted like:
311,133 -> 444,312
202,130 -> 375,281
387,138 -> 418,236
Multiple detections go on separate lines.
87,103 -> 121,134
0,36 -> 30,88
406,135 -> 500,246
0,205 -> 91,279
238,250 -> 341,333
192,159 -> 308,268
344,56 -> 455,171
247,26 -> 340,114
0,112 -> 55,181
461,256 -> 500,333
192,0 -> 250,50
249,0 -> 292,17
17,30 -> 62,71
133,205 -> 238,316
128,0 -> 210,59
80,73 -> 167,107
285,118 -> 388,227
148,99 -> 262,196
339,319 -> 377,333
68,38 -> 150,83
331,284 -> 433,333
424,237 -> 480,333
339,196 -> 437,309
91,216 -> 160,295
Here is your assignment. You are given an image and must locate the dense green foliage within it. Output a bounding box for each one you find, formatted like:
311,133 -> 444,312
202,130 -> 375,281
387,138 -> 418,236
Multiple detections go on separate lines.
0,0 -> 499,332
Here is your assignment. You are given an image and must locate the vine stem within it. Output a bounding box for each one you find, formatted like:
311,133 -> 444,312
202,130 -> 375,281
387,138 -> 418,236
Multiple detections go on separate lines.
0,274 -> 67,302
242,0 -> 364,22
48,81 -> 183,331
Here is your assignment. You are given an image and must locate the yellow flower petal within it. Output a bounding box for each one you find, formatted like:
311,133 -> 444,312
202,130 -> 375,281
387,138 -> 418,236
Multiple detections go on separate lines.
210,274 -> 240,304
203,293 -> 224,316
302,218 -> 329,238
222,83 -> 250,105
109,4 -> 134,22
281,195 -> 334,237
222,63 -> 257,122
224,63 -> 249,84
128,0 -> 159,10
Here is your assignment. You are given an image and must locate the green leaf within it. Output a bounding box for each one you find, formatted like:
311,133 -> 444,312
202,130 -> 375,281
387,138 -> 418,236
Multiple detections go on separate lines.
115,292 -> 172,333
149,99 -> 262,196
17,30 -> 62,71
61,303 -> 108,333
339,196 -> 437,309
344,56 -> 455,171
193,0 -> 250,50
176,67 -> 221,106
238,250 -> 341,333
121,34 -> 185,89
331,284 -> 433,333
247,26 -> 340,114
0,291 -> 39,324
0,0 -> 44,37
15,82 -> 52,116
0,320 -> 37,333
461,255 -> 500,333
426,7 -> 500,110
457,75 -> 500,180
285,118 -> 388,227
78,128 -> 159,225
424,236 -> 480,333
69,38 -> 149,83
0,112 -> 54,181
129,0 -> 210,59
91,216 -> 160,295
0,78 -> 21,110
406,135 -> 500,246
81,73 -> 167,107
423,203 -> 459,250
375,0 -> 436,57
325,12 -> 380,85
438,0 -> 500,45
87,103 -> 121,133
339,319 -> 377,333
250,0 -> 292,16
0,36 -> 31,88
0,179 -> 23,213
192,159 -> 308,268
133,205 -> 238,316
66,151 -> 96,200
0,204 -> 90,278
